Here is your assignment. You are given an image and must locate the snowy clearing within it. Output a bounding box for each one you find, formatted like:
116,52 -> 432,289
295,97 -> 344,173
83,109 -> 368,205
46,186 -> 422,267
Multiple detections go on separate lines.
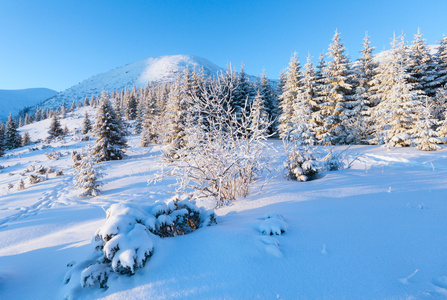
0,110 -> 447,299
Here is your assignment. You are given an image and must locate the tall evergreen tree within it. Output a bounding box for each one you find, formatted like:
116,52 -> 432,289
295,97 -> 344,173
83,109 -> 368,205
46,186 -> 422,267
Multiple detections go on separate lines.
319,30 -> 355,145
93,93 -> 127,161
373,35 -> 420,147
278,52 -> 302,139
434,35 -> 447,90
290,55 -> 319,144
126,92 -> 138,121
351,33 -> 377,143
257,70 -> 278,134
250,91 -> 269,135
407,28 -> 437,97
162,78 -> 190,158
233,64 -> 255,117
141,92 -> 161,146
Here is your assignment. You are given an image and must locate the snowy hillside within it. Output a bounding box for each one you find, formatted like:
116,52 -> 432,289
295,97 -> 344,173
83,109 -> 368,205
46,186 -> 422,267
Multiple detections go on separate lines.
0,88 -> 57,121
40,55 -> 223,110
0,107 -> 447,299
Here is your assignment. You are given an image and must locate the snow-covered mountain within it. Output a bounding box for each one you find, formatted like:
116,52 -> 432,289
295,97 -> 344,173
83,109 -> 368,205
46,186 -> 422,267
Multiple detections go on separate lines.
0,88 -> 57,121
40,55 -> 224,110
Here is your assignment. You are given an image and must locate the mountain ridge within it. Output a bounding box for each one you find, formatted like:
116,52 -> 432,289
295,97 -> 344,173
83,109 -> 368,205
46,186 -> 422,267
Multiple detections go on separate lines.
0,88 -> 58,121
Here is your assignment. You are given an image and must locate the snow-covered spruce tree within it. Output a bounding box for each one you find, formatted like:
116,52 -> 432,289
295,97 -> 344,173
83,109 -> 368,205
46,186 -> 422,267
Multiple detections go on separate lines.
350,32 -> 377,144
250,91 -> 269,135
22,132 -> 31,146
92,93 -> 128,162
412,97 -> 442,151
70,101 -> 76,112
289,55 -> 319,145
233,63 -> 255,119
407,29 -> 437,97
134,92 -> 145,134
383,66 -> 420,147
34,106 -> 41,122
125,90 -> 138,121
81,111 -> 92,134
162,78 -> 191,159
372,34 -> 421,146
18,117 -> 23,128
5,114 -> 22,149
73,148 -> 103,196
140,92 -> 160,146
433,35 -> 447,91
47,114 -> 64,140
61,103 -> 67,119
257,70 -> 278,135
319,30 -> 355,145
278,52 -> 302,139
433,86 -> 447,122
276,69 -> 287,99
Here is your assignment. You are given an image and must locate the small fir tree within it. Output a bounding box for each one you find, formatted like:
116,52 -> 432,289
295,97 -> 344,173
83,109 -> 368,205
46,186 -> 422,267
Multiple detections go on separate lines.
22,132 -> 31,146
47,115 -> 64,139
5,114 -> 22,149
82,111 -> 92,134
412,97 -> 442,151
73,148 -> 103,197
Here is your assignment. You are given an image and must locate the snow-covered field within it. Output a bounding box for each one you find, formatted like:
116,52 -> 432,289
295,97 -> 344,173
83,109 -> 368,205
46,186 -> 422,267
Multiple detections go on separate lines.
1,109 -> 447,299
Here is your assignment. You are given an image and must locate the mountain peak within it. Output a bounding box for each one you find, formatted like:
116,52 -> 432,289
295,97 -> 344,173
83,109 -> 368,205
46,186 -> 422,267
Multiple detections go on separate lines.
40,55 -> 223,109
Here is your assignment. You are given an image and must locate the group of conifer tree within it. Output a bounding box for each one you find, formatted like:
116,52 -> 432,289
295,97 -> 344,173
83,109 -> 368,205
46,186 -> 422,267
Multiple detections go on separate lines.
2,29 -> 447,159
278,29 -> 447,151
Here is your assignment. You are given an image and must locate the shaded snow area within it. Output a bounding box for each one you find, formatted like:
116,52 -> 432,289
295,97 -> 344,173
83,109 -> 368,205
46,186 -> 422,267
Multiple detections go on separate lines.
41,55 -> 223,110
1,109 -> 447,299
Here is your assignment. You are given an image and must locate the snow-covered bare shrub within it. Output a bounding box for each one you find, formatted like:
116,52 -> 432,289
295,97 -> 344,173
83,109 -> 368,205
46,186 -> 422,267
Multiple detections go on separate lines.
45,151 -> 62,160
28,174 -> 47,184
46,166 -> 55,174
70,197 -> 215,290
16,178 -> 25,190
153,77 -> 273,207
283,140 -> 319,181
73,147 -> 103,197
56,170 -> 64,176
36,165 -> 47,174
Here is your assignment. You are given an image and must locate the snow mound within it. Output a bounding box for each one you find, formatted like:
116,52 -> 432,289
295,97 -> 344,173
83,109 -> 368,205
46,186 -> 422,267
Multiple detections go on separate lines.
259,214 -> 288,236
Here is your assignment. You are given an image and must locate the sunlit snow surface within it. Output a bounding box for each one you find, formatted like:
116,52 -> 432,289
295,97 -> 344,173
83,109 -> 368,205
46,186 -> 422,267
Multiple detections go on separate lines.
0,108 -> 447,299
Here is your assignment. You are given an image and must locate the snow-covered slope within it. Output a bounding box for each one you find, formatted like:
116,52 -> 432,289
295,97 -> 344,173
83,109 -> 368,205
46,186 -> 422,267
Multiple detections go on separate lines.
0,88 -> 57,121
1,106 -> 447,299
40,55 -> 223,110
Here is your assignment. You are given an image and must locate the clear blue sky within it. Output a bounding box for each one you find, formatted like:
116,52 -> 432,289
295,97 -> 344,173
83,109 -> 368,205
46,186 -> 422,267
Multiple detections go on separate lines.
1,0 -> 446,92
